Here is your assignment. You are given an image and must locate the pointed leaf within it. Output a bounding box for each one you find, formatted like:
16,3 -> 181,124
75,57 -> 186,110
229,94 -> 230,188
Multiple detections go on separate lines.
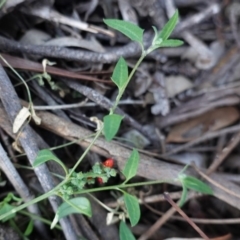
33,149 -> 60,167
119,221 -> 136,240
33,149 -> 68,175
103,19 -> 144,43
13,107 -> 31,133
158,39 -> 183,48
112,57 -> 128,89
0,204 -> 15,222
124,193 -> 140,226
122,149 -> 139,181
103,114 -> 123,141
158,10 -> 179,40
152,26 -> 158,42
181,175 -> 213,195
51,197 -> 91,229
24,220 -> 34,236
51,215 -> 59,229
179,185 -> 188,207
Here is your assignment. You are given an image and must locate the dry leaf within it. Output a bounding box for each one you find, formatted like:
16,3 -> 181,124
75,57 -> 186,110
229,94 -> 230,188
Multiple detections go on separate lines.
165,75 -> 192,98
118,0 -> 138,24
13,107 -> 30,133
45,36 -> 105,53
12,141 -> 24,153
149,72 -> 169,116
32,112 -> 41,125
90,116 -> 103,131
169,152 -> 207,168
166,107 -> 240,143
182,41 -> 224,70
19,29 -> 51,45
121,129 -> 150,149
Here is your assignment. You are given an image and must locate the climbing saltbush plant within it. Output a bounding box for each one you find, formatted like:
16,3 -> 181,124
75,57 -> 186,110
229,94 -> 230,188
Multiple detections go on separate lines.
0,10 -> 213,240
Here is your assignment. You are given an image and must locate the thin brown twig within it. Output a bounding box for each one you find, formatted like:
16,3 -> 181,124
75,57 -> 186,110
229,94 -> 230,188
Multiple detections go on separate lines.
138,202 -> 178,240
163,124 -> 240,156
143,202 -> 240,224
207,131 -> 240,175
158,95 -> 240,128
175,3 -> 220,34
0,36 -> 142,63
163,192 -> 210,240
193,164 -> 240,200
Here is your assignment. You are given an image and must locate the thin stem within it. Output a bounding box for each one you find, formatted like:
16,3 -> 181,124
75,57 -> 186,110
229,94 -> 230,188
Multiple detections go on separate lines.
20,210 -> 62,230
9,219 -> 26,240
0,54 -> 33,110
68,128 -> 103,177
75,179 -> 172,195
0,188 -> 57,221
15,134 -> 95,159
87,193 -> 116,213
122,179 -> 129,185
14,74 -> 42,87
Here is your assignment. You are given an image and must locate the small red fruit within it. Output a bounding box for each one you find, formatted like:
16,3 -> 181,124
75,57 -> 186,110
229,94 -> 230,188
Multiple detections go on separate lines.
97,158 -> 114,184
102,158 -> 114,168
97,177 -> 103,184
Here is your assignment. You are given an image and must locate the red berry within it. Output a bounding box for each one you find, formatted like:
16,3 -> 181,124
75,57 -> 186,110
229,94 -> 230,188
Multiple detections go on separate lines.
97,177 -> 103,184
97,158 -> 114,185
102,158 -> 114,168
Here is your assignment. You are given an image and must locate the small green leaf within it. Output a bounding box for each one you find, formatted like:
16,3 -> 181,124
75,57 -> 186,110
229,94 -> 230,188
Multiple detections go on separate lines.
103,114 -> 123,141
152,26 -> 159,43
158,39 -> 183,48
179,185 -> 188,207
124,193 -> 140,226
24,220 -> 34,236
119,221 -> 136,240
33,149 -> 68,175
122,149 -> 139,181
0,0 -> 7,10
180,175 -> 213,195
51,197 -> 91,229
157,10 -> 179,41
0,204 -> 15,222
112,57 -> 128,89
103,19 -> 144,43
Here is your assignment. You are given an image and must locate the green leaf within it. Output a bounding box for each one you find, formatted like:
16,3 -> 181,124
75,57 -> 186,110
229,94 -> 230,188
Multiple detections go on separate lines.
124,193 -> 140,226
178,185 -> 188,207
51,197 -> 91,229
158,39 -> 183,48
180,175 -> 213,195
112,57 -> 128,90
152,26 -> 158,41
103,19 -> 144,43
24,220 -> 34,236
119,221 -> 136,240
0,204 -> 15,222
0,0 -> 7,10
122,149 -> 139,181
33,149 -> 68,175
157,10 -> 179,41
103,114 -> 123,141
